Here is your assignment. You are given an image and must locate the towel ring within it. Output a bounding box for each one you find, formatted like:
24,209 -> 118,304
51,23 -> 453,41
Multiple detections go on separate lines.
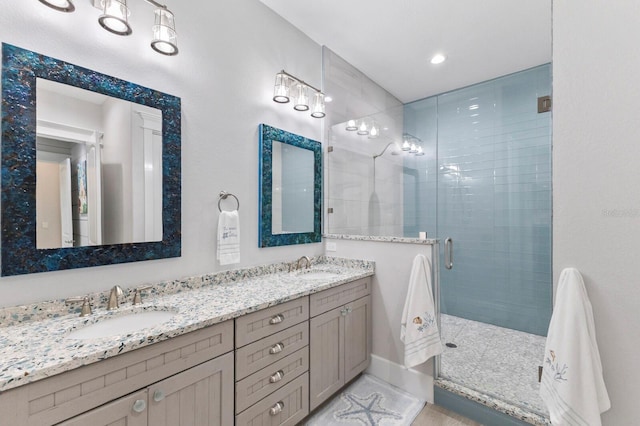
218,191 -> 240,212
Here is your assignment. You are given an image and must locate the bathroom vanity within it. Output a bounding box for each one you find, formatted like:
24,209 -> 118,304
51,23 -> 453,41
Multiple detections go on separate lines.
0,258 -> 373,425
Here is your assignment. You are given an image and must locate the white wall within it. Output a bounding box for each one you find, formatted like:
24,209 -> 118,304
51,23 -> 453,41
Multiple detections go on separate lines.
325,237 -> 436,401
553,3 -> 640,424
0,0 -> 323,306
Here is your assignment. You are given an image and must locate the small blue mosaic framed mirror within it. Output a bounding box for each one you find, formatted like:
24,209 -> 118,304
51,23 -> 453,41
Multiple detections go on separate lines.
1,44 -> 181,276
258,124 -> 322,247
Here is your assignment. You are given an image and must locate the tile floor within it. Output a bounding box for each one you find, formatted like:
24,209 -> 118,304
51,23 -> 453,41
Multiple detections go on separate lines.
412,403 -> 481,425
439,314 -> 549,417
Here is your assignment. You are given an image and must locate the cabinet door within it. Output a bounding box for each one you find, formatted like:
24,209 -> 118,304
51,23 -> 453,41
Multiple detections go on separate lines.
309,305 -> 344,411
58,389 -> 148,426
344,295 -> 372,383
148,352 -> 234,426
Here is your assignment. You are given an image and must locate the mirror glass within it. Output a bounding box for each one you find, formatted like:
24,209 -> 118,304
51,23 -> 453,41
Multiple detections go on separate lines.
271,141 -> 314,234
258,124 -> 321,247
36,79 -> 163,249
1,43 -> 181,276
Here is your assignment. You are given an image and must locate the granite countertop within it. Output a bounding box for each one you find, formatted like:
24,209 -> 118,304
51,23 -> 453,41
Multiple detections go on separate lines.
0,257 -> 374,393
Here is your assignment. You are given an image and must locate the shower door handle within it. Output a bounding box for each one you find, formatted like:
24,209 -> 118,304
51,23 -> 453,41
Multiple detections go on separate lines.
445,238 -> 453,269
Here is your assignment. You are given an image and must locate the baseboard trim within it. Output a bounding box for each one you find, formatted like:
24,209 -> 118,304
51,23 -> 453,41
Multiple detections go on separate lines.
365,354 -> 434,402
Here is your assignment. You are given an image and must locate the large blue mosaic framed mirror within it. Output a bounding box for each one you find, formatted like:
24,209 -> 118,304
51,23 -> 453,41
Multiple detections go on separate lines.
258,124 -> 322,247
1,44 -> 181,276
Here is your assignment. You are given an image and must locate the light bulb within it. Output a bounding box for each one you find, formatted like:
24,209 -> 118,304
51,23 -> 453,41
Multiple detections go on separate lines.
402,140 -> 411,151
357,120 -> 369,135
346,120 -> 357,131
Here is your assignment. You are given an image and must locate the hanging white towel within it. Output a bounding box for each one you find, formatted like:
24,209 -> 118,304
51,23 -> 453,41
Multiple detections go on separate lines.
217,210 -> 240,265
401,254 -> 443,368
539,268 -> 610,426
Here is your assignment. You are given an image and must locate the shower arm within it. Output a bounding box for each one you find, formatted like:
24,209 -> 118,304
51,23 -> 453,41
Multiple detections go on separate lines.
372,142 -> 395,190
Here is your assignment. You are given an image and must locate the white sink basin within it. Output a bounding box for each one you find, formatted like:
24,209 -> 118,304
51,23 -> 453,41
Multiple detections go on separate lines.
66,310 -> 176,340
296,270 -> 342,280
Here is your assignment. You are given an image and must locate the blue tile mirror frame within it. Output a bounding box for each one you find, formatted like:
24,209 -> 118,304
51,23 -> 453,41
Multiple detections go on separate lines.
258,124 -> 322,247
1,44 -> 181,276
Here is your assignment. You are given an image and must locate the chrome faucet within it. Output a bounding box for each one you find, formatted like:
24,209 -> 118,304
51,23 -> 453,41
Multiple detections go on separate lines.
296,256 -> 312,270
107,285 -> 124,310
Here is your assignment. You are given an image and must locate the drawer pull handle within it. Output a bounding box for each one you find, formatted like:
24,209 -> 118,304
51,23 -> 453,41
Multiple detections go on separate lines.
269,343 -> 284,354
269,370 -> 284,383
269,401 -> 284,415
153,389 -> 165,402
269,314 -> 285,325
132,399 -> 146,413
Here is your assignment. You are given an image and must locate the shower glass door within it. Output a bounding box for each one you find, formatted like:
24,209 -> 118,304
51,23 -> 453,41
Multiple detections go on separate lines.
405,65 -> 552,416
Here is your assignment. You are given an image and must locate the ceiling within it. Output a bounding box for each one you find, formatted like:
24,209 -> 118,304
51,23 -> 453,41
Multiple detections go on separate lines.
259,0 -> 551,104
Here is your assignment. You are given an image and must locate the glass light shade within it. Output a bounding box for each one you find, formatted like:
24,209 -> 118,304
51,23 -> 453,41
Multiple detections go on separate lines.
346,119 -> 357,131
402,140 -> 411,151
151,8 -> 178,56
99,0 -> 132,36
310,92 -> 326,118
293,83 -> 309,111
368,122 -> 379,139
415,146 -> 425,156
38,0 -> 75,12
273,73 -> 290,103
410,143 -> 418,153
357,120 -> 369,135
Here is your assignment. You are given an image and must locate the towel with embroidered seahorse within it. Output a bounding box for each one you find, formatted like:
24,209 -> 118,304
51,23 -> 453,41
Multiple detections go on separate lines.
539,268 -> 610,426
400,254 -> 443,368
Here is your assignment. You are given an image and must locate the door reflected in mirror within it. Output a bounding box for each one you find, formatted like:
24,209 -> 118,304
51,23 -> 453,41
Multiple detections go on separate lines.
271,140 -> 314,234
35,78 -> 163,249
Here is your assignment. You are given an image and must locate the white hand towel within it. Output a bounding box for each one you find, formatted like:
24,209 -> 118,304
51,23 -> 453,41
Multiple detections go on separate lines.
539,268 -> 610,426
401,254 -> 443,368
217,210 -> 240,265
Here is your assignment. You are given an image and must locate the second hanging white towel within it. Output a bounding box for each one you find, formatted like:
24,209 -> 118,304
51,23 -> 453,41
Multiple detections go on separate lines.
401,254 -> 443,368
217,210 -> 240,265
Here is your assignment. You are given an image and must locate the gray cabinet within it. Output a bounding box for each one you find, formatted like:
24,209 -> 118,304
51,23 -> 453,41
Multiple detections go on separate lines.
234,297 -> 310,425
58,389 -> 148,426
1,321 -> 234,426
309,278 -> 372,411
60,353 -> 233,426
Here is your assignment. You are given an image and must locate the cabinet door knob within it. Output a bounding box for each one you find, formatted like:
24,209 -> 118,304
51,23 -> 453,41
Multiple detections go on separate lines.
153,389 -> 165,402
341,308 -> 347,316
346,306 -> 352,314
269,314 -> 285,325
269,342 -> 284,354
132,399 -> 146,413
269,370 -> 284,383
269,401 -> 284,415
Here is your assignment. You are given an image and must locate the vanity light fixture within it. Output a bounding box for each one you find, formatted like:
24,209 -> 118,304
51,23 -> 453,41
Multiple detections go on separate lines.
38,0 -> 75,12
357,119 -> 369,135
37,0 -> 179,55
346,119 -> 358,131
402,133 -> 426,156
272,70 -> 326,118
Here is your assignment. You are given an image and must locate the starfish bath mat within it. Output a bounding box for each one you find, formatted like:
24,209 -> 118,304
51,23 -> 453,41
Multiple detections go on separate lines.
305,374 -> 425,425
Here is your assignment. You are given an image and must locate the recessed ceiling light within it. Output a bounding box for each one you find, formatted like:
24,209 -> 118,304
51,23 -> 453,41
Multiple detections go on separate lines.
430,54 -> 446,65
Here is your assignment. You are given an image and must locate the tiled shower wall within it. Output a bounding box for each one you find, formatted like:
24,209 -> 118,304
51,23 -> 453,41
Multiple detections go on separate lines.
324,47 -> 405,236
404,65 -> 552,335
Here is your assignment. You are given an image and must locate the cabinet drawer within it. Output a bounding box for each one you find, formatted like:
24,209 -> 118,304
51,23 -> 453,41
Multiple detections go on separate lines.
235,297 -> 309,347
235,347 -> 309,414
235,372 -> 309,426
235,322 -> 308,380
310,277 -> 371,317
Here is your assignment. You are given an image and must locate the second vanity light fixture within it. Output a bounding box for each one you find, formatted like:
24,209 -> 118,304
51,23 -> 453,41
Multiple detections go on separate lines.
273,70 -> 326,118
36,0 -> 179,56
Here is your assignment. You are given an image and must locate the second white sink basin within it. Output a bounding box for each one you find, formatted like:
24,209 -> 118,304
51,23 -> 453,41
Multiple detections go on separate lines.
66,310 -> 176,340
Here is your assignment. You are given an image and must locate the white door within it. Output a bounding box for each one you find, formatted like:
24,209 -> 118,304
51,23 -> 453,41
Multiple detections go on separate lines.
87,142 -> 103,245
59,158 -> 73,247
